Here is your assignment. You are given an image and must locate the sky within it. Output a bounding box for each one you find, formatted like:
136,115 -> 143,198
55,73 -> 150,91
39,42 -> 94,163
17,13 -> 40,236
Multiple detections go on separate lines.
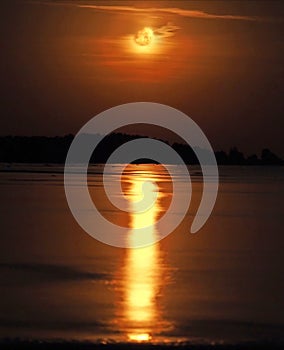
1,0 -> 284,156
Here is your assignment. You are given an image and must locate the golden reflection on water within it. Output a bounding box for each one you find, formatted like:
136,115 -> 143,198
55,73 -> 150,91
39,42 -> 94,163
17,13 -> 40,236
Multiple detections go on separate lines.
120,166 -> 170,342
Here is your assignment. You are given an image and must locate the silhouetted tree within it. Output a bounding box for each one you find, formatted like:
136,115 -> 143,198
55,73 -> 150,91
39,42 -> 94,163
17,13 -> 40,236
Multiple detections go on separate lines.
261,148 -> 284,165
246,154 -> 260,165
229,147 -> 245,165
215,151 -> 229,165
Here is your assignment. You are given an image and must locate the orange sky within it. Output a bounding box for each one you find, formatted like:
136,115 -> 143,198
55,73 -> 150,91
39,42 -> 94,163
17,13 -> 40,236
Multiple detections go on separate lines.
0,1 -> 284,156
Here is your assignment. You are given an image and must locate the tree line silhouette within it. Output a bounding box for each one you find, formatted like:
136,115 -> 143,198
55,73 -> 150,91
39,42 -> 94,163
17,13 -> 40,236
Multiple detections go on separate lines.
0,134 -> 283,165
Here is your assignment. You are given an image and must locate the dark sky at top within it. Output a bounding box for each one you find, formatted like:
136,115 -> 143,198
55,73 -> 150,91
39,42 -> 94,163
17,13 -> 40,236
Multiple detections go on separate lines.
1,0 -> 284,156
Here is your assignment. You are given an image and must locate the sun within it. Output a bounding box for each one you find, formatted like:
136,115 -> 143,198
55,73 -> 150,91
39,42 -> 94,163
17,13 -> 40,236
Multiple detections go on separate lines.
134,27 -> 154,47
128,26 -> 160,55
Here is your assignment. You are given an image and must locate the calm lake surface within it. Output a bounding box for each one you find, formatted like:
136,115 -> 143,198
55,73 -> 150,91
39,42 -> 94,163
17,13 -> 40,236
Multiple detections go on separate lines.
0,164 -> 283,346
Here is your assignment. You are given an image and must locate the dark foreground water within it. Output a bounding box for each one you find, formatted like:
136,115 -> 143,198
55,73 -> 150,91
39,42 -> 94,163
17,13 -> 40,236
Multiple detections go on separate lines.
0,164 -> 283,349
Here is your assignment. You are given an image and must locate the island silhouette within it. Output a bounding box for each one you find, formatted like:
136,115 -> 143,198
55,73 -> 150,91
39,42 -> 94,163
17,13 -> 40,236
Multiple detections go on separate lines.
0,134 -> 283,166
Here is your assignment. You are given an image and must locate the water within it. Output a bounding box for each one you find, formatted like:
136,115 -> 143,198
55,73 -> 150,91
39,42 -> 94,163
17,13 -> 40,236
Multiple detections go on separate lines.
0,164 -> 283,346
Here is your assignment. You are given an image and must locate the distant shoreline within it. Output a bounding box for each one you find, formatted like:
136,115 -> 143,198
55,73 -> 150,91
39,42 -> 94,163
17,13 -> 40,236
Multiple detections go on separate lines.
0,135 -> 283,166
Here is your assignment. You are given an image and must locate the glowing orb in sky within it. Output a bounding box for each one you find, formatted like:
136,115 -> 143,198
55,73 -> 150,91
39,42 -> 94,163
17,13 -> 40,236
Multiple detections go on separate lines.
134,27 -> 154,46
